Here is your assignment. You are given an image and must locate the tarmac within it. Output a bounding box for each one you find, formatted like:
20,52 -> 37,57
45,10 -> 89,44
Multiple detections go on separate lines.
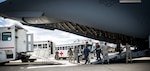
0,57 -> 150,71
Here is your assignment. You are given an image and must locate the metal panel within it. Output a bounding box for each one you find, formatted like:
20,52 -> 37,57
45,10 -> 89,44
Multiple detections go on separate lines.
120,0 -> 141,3
149,35 -> 150,48
16,29 -> 27,52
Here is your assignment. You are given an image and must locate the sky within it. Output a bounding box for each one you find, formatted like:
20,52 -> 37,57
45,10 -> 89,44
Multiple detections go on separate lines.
23,25 -> 91,45
0,16 -> 118,47
0,16 -> 97,45
0,0 -> 5,3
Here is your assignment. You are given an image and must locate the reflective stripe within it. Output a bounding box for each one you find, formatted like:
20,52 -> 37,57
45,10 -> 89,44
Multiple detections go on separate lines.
0,47 -> 14,49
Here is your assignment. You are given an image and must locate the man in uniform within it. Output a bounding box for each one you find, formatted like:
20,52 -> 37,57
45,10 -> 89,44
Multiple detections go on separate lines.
125,43 -> 132,63
101,42 -> 109,64
95,43 -> 102,61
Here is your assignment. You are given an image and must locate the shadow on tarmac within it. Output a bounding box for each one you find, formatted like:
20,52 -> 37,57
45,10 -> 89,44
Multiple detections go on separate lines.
91,60 -> 150,65
0,62 -> 63,67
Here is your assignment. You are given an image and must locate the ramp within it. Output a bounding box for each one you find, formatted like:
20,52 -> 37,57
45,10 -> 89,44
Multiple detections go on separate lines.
91,49 -> 150,64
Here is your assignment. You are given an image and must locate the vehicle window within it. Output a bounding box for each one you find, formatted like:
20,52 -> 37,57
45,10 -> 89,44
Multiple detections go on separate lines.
60,47 -> 63,50
68,46 -> 70,49
65,46 -> 67,50
58,47 -> 59,50
43,44 -> 47,48
81,45 -> 84,49
59,47 -> 61,50
2,32 -> 11,41
49,44 -> 51,48
88,45 -> 93,51
38,44 -> 42,48
0,33 -> 1,41
33,44 -> 37,48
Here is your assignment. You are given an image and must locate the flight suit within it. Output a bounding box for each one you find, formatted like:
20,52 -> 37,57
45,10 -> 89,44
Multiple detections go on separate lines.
125,44 -> 132,63
101,45 -> 109,63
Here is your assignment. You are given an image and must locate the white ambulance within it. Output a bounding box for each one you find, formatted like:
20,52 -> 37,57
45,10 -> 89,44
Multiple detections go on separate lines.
55,40 -> 94,59
31,40 -> 55,59
0,24 -> 34,65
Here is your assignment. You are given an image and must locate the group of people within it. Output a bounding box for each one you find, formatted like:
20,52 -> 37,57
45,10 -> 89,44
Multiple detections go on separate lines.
67,46 -> 82,63
94,42 -> 110,64
93,42 -> 133,64
67,42 -> 110,64
67,42 -> 133,64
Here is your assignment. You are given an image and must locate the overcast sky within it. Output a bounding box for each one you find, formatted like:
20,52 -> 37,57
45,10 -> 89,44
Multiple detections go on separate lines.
0,17 -> 96,45
23,25 -> 91,45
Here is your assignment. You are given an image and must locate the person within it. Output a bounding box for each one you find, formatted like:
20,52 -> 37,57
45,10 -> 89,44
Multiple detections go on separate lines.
83,45 -> 90,64
95,43 -> 102,61
85,42 -> 91,62
55,50 -> 59,60
125,43 -> 132,63
116,40 -> 123,55
78,47 -> 82,62
73,46 -> 80,63
67,48 -> 73,62
101,42 -> 109,64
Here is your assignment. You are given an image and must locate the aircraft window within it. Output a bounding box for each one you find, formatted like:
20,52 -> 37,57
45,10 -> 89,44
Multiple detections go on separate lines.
2,32 -> 11,41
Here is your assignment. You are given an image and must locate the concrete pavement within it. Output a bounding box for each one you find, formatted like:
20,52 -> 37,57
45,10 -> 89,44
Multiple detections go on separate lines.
0,60 -> 150,71
0,57 -> 150,71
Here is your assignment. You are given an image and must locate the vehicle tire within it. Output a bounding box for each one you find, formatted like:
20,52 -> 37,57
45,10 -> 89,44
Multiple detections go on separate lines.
30,60 -> 34,62
29,59 -> 35,62
0,63 -> 5,66
21,59 -> 28,62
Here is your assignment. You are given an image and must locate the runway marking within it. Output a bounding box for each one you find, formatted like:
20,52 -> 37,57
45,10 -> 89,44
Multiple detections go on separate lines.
27,64 -> 78,69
